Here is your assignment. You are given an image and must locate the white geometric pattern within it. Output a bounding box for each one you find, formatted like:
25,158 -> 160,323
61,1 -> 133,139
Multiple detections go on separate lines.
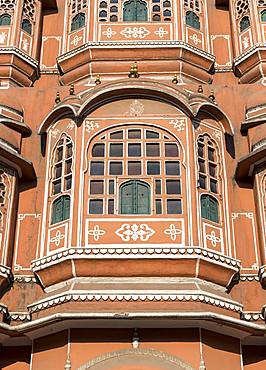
115,223 -> 155,242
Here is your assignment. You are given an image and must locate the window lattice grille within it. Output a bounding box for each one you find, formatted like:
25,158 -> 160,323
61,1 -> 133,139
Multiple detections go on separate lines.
258,0 -> 266,6
22,0 -> 36,22
71,0 -> 87,15
184,0 -> 201,13
98,0 -> 172,22
0,0 -> 16,14
235,0 -> 249,19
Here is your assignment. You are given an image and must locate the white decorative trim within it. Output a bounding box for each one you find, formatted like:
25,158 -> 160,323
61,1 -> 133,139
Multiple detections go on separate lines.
88,225 -> 106,241
115,224 -> 155,242
240,275 -> 259,282
0,264 -> 12,280
241,312 -> 264,322
13,275 -> 37,283
0,46 -> 38,67
0,303 -> 8,315
31,246 -> 241,272
27,290 -> 243,314
8,312 -> 31,322
164,224 -> 182,241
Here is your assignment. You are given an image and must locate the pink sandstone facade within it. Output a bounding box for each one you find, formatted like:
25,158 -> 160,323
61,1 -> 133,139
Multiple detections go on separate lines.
0,0 -> 266,369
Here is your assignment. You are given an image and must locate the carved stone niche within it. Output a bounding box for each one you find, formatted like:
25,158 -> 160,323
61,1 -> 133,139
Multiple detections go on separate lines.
233,47 -> 266,84
57,42 -> 215,85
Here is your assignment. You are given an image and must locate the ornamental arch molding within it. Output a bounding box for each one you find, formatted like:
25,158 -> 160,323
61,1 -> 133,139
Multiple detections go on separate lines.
77,348 -> 195,370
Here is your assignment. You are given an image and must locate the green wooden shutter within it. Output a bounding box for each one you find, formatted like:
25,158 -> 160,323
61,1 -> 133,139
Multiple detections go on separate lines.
123,0 -> 148,22
136,0 -> 148,21
51,195 -> 71,224
136,181 -> 150,214
120,180 -> 150,214
209,196 -> 219,223
201,195 -> 219,223
0,14 -> 11,26
120,181 -> 134,214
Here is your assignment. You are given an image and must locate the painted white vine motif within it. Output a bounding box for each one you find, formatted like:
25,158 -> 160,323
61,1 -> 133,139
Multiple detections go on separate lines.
115,224 -> 155,242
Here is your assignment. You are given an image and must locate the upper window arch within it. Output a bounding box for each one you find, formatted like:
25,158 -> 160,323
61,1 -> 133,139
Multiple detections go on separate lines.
0,13 -> 11,26
185,10 -> 200,29
239,15 -> 250,32
71,12 -> 86,31
87,125 -> 183,216
261,9 -> 266,22
21,18 -> 32,34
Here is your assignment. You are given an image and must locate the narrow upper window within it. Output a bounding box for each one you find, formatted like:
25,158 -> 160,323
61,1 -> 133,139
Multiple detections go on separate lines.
51,195 -> 71,225
185,10 -> 200,30
0,14 -> 11,26
51,134 -> 73,196
120,180 -> 150,214
123,0 -> 148,21
239,15 -> 250,32
21,19 -> 32,34
200,194 -> 219,223
71,12 -> 86,31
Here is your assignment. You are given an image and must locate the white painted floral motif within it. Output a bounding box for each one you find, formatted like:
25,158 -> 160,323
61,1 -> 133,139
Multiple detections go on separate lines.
67,121 -> 75,130
206,230 -> 221,248
212,131 -> 221,141
154,27 -> 168,38
85,121 -> 100,133
71,35 -> 82,47
189,34 -> 202,46
22,39 -> 29,52
0,32 -> 7,44
102,27 -> 116,39
88,225 -> 106,241
50,230 -> 65,247
50,128 -> 60,139
242,36 -> 249,49
164,224 -> 182,241
129,100 -> 144,116
169,119 -> 186,131
121,26 -> 150,39
115,224 -> 155,242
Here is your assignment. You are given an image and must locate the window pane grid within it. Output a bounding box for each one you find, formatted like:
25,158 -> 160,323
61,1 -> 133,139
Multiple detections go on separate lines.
88,126 -> 183,215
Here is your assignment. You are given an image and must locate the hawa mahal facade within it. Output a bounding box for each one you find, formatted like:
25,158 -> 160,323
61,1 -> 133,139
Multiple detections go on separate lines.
0,0 -> 266,369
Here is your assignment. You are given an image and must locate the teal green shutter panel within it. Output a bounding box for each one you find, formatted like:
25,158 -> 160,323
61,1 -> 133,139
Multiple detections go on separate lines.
200,195 -> 219,223
51,195 -> 71,224
136,181 -> 150,214
120,180 -> 150,214
123,0 -> 148,21
136,0 -> 148,21
209,196 -> 219,223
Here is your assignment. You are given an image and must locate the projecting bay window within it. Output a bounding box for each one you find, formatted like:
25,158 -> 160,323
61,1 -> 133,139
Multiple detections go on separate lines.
98,0 -> 172,22
88,126 -> 183,216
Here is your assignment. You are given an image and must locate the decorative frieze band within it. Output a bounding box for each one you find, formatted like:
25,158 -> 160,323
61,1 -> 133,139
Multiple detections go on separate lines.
28,291 -> 243,314
13,275 -> 37,283
31,246 -> 241,272
241,312 -> 264,322
0,264 -> 12,280
8,312 -> 31,322
0,46 -> 38,66
0,303 -> 8,315
240,275 -> 260,282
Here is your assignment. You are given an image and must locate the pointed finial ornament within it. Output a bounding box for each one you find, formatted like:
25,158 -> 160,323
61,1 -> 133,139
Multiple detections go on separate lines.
95,74 -> 101,85
209,90 -> 215,102
132,328 -> 139,349
172,74 -> 178,84
55,91 -> 61,104
198,84 -> 203,93
69,83 -> 75,95
128,62 -> 139,78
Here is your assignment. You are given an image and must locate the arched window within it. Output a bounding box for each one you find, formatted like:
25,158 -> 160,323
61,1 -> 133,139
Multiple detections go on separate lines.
123,0 -> 148,21
88,126 -> 182,215
197,135 -> 219,194
71,12 -> 85,31
21,19 -> 32,35
240,15 -> 250,32
261,9 -> 266,22
200,194 -> 219,223
185,10 -> 200,30
51,134 -> 73,196
0,14 -> 11,26
51,195 -> 71,224
120,180 -> 150,214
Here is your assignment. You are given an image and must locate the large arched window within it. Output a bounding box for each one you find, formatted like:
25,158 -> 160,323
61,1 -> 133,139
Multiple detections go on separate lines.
185,10 -> 200,30
0,14 -> 11,26
88,126 -> 182,215
120,180 -> 150,214
200,194 -> 219,223
51,195 -> 71,224
71,12 -> 86,31
123,0 -> 148,21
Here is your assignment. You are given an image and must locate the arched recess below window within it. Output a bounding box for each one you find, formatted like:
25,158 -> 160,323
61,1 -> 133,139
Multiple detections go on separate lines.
120,180 -> 150,215
240,15 -> 250,32
21,19 -> 32,35
185,10 -> 200,30
51,195 -> 71,225
123,0 -> 148,21
200,194 -> 219,223
71,12 -> 85,31
0,14 -> 11,26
